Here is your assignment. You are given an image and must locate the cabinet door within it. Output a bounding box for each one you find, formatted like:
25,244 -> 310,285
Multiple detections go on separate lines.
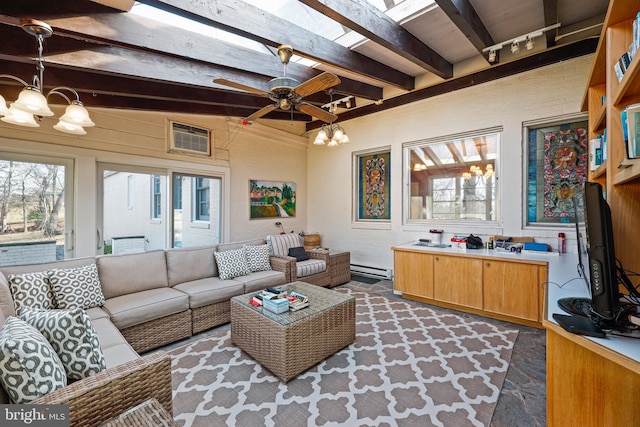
393,251 -> 433,298
433,255 -> 482,309
483,260 -> 540,321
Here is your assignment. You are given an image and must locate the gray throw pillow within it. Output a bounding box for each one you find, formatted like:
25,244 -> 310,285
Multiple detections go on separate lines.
20,307 -> 106,381
8,271 -> 56,313
48,264 -> 106,310
244,244 -> 272,272
0,317 -> 67,403
214,248 -> 251,280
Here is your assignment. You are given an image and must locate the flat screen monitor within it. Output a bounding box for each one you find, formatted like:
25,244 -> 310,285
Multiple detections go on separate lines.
582,181 -> 621,325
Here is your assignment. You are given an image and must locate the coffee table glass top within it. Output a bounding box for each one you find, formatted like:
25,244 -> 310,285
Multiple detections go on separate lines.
231,281 -> 354,326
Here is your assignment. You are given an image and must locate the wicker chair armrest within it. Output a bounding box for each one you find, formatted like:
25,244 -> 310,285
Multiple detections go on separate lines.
269,255 -> 294,282
307,251 -> 330,262
31,351 -> 173,427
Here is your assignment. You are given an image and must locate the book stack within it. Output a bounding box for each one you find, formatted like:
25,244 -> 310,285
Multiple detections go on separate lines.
624,103 -> 640,159
614,12 -> 640,82
287,291 -> 309,311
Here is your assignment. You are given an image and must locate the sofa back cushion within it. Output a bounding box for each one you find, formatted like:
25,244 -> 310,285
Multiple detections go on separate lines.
166,246 -> 217,286
97,250 -> 168,299
217,238 -> 265,252
267,234 -> 302,257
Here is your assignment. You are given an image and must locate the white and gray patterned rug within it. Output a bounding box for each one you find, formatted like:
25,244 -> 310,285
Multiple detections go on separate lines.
170,289 -> 518,427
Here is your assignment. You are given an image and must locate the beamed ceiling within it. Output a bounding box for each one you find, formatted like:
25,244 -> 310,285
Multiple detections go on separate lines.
0,0 -> 608,134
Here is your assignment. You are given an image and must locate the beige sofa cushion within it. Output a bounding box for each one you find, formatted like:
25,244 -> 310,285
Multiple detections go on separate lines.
174,277 -> 244,309
165,246 -> 217,286
102,287 -> 189,330
234,270 -> 286,293
97,251 -> 168,299
90,317 -> 138,367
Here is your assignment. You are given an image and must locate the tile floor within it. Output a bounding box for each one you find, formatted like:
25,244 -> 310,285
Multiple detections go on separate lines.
343,277 -> 546,427
159,277 -> 547,426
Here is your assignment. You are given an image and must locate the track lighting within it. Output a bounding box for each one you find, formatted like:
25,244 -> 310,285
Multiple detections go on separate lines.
482,23 -> 561,62
525,36 -> 535,50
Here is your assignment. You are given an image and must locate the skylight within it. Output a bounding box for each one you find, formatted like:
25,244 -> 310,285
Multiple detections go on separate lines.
130,0 -> 437,68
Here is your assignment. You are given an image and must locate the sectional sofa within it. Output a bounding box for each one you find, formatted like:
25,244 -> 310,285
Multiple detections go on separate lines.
0,238 -> 293,426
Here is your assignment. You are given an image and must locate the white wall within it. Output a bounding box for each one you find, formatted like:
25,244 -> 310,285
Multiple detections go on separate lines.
307,55 -> 594,272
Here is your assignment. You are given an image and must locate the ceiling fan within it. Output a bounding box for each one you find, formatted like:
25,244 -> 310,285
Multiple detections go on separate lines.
213,45 -> 341,123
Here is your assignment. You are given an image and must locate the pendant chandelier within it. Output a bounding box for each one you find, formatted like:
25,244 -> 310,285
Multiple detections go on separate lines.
313,91 -> 349,147
0,19 -> 95,135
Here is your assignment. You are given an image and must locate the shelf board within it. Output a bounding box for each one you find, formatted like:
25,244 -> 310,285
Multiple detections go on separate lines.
591,163 -> 607,179
614,158 -> 640,184
592,104 -> 606,132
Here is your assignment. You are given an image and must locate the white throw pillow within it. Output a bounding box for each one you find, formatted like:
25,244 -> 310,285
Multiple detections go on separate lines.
214,248 -> 251,280
48,264 -> 106,310
0,317 -> 67,403
20,307 -> 106,381
244,244 -> 272,272
8,271 -> 56,313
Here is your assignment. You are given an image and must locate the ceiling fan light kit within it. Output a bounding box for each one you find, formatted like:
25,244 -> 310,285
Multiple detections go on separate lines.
0,19 -> 95,135
214,44 -> 341,124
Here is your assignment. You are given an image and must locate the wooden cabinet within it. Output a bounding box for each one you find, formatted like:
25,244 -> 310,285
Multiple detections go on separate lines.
483,260 -> 544,322
583,0 -> 640,276
394,250 -> 433,298
391,245 -> 547,327
433,254 -> 482,309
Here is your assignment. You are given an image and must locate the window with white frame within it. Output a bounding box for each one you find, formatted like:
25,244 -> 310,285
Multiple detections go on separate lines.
404,129 -> 500,224
152,175 -> 162,219
193,177 -> 210,221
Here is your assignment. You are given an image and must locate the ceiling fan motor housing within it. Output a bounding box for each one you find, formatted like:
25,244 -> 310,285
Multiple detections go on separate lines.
268,76 -> 301,109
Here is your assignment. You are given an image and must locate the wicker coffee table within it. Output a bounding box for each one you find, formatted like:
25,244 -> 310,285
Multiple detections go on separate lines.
230,281 -> 355,382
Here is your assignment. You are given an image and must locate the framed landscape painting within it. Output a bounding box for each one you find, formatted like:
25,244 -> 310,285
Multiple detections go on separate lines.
249,180 -> 296,219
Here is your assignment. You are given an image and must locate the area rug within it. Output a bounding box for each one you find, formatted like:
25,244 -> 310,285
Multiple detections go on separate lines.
170,289 -> 518,427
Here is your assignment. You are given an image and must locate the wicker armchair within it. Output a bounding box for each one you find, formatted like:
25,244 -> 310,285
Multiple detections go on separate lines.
267,234 -> 331,287
31,351 -> 173,427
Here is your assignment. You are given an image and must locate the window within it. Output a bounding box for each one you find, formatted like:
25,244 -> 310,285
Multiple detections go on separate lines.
152,175 -> 162,219
524,114 -> 588,226
173,175 -> 182,210
404,129 -> 500,224
193,177 -> 210,221
173,174 -> 221,248
100,165 -> 223,253
0,154 -> 74,266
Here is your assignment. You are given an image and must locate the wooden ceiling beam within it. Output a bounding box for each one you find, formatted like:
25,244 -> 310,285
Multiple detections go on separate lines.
434,0 -> 495,53
298,0 -> 453,79
543,0 -> 559,48
307,38 -> 598,130
138,0 -> 414,90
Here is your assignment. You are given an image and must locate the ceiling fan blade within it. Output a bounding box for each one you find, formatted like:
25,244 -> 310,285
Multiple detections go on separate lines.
298,102 -> 338,123
245,104 -> 278,122
213,78 -> 269,97
293,72 -> 341,98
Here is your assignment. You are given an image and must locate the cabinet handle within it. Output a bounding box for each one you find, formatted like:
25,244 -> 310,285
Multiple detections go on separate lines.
435,257 -> 439,261
485,262 -> 490,267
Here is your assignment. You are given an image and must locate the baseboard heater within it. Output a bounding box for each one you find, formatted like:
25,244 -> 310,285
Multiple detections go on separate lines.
350,264 -> 393,280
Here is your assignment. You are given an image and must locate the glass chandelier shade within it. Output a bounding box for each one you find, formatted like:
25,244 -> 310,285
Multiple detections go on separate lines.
0,19 -> 94,135
313,123 -> 350,146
